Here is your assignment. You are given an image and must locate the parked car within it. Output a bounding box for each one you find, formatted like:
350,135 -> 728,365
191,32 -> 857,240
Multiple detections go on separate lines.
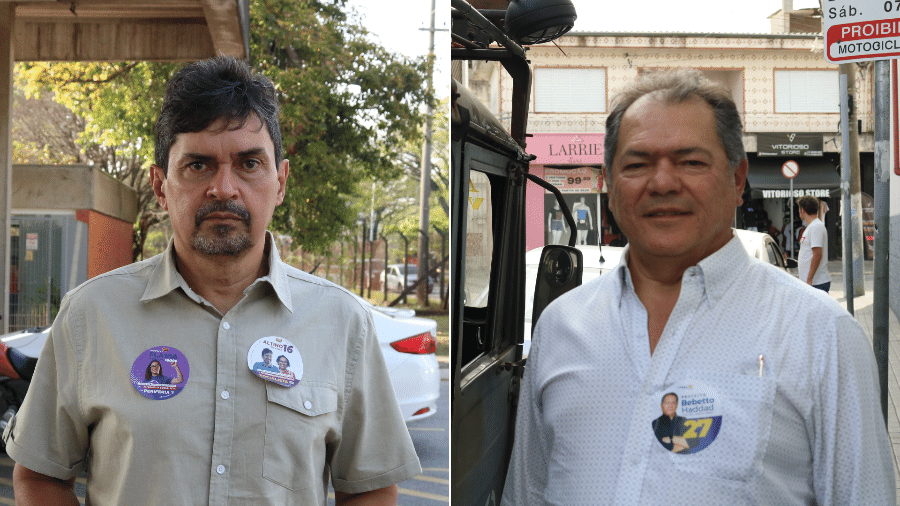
734,228 -> 797,271
350,293 -> 441,422
523,245 -> 625,356
522,230 -> 792,356
0,293 -> 441,423
380,264 -> 434,292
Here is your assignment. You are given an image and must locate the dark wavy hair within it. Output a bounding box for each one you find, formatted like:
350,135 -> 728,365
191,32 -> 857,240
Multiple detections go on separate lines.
145,360 -> 163,381
154,56 -> 283,175
276,355 -> 290,368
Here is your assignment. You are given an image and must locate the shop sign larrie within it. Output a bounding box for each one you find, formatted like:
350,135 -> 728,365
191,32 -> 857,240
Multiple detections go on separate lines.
529,133 -> 604,165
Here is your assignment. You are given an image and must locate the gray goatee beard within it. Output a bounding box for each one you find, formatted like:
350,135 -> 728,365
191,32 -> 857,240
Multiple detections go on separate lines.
191,201 -> 253,256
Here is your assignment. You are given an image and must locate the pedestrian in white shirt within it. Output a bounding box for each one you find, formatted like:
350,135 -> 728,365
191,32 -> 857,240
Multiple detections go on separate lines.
502,68 -> 894,506
797,195 -> 832,292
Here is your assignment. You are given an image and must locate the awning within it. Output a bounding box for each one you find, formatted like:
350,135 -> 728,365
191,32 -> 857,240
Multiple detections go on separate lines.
745,154 -> 840,199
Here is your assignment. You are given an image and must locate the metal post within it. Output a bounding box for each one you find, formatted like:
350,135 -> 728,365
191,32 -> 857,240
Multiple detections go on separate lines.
381,234 -> 388,302
417,0 -> 436,308
873,59 -> 891,424
840,73 -> 854,315
399,232 -> 409,305
367,229 -> 375,300
359,222 -> 366,297
790,178 -> 795,260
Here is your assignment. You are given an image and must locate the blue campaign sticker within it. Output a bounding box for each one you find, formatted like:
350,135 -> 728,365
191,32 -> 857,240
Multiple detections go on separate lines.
247,336 -> 303,388
130,346 -> 190,400
651,381 -> 722,454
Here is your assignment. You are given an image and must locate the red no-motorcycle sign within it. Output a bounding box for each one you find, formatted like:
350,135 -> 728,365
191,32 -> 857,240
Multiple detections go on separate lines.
824,0 -> 900,63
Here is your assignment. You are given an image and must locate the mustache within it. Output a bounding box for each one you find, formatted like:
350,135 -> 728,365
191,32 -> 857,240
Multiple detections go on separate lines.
194,200 -> 251,227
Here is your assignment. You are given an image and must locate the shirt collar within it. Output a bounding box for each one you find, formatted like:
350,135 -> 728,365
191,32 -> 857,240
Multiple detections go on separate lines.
141,231 -> 293,312
695,231 -> 749,306
617,229 -> 750,307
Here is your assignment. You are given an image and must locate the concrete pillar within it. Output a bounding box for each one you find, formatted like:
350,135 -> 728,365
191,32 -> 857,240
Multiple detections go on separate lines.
0,5 -> 14,334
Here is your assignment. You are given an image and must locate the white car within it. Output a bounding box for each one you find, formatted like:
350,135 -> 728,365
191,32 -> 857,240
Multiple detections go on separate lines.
380,264 -> 434,292
1,294 -> 441,423
522,230 -> 789,356
524,245 -> 625,356
734,229 -> 795,271
350,293 -> 441,422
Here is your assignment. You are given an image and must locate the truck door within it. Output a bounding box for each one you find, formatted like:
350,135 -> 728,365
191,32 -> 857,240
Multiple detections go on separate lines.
450,84 -> 527,505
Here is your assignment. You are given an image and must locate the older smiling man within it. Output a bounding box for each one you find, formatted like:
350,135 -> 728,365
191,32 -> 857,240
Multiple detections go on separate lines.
502,69 -> 893,506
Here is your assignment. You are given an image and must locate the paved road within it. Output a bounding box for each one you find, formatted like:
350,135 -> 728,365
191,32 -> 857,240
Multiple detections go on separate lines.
326,373 -> 449,506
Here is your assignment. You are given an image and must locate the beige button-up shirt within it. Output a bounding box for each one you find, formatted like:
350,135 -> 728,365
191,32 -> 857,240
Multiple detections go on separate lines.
4,233 -> 421,505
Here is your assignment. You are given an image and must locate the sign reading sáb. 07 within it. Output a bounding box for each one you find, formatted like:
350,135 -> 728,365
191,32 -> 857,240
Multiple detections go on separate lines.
824,0 -> 900,63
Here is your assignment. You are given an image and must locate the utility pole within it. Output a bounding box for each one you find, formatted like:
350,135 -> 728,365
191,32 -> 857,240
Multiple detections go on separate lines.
839,63 -> 866,297
416,0 -> 447,307
873,59 -> 891,424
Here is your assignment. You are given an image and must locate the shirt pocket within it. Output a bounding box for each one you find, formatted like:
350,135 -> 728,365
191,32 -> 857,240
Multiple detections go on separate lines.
671,372 -> 776,482
263,381 -> 339,490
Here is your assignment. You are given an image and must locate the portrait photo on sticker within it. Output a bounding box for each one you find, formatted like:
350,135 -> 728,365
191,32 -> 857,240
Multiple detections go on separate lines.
130,346 -> 190,401
247,336 -> 303,387
651,382 -> 723,454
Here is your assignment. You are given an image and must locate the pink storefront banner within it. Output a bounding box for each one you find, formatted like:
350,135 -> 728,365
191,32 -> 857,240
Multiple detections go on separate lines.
528,133 -> 605,165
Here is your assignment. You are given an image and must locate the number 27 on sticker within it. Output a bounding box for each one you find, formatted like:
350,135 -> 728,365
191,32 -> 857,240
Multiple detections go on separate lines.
683,418 -> 713,438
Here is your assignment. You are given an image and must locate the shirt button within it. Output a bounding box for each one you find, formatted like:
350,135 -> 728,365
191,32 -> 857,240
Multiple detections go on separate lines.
221,391 -> 230,400
216,465 -> 225,475
304,400 -> 312,410
223,322 -> 231,330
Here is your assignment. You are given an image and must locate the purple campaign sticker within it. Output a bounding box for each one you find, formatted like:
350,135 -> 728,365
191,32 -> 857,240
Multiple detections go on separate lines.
247,336 -> 302,388
130,346 -> 190,400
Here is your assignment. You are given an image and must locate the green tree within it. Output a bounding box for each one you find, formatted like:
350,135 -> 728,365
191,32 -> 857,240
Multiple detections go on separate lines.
255,0 -> 431,252
15,0 -> 431,257
360,97 -> 449,264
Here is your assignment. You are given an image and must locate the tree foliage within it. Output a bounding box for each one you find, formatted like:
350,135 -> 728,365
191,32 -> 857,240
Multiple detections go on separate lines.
14,0 -> 431,256
357,97 -> 449,263
254,0 -> 431,252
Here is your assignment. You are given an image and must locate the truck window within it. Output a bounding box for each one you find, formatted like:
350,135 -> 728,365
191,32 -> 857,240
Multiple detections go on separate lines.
464,171 -> 492,309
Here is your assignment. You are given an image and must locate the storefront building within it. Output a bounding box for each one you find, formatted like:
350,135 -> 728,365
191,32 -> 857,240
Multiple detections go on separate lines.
525,133 -> 606,252
743,132 -> 841,259
462,9 -> 879,259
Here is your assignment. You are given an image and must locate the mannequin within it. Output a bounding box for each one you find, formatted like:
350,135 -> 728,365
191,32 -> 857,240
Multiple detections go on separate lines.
547,202 -> 568,245
571,196 -> 593,245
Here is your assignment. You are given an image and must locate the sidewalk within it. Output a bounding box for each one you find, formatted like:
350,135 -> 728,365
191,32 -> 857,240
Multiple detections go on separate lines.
822,259 -> 900,502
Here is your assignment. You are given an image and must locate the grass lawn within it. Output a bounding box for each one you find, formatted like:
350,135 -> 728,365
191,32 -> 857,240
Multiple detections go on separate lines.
430,313 -> 449,358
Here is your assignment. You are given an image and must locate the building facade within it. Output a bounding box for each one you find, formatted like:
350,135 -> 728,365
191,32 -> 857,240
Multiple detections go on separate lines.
8,164 -> 137,331
461,11 -> 880,259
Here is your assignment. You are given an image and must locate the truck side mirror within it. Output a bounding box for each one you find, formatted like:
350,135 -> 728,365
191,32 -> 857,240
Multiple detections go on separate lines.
531,245 -> 583,335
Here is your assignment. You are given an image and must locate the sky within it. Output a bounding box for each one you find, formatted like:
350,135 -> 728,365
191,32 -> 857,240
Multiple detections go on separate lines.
569,0 -> 822,33
348,0 -> 451,99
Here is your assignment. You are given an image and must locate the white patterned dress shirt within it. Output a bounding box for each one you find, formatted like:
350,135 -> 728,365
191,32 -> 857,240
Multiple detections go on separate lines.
502,232 -> 893,506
